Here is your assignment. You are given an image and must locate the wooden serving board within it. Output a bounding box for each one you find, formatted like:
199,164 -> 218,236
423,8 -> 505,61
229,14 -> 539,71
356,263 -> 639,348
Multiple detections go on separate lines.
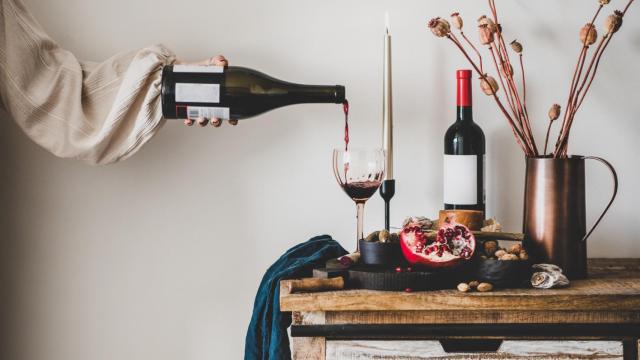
313,266 -> 463,291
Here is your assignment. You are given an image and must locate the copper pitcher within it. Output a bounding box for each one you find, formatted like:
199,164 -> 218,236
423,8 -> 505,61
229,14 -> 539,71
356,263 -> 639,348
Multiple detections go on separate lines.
523,156 -> 618,279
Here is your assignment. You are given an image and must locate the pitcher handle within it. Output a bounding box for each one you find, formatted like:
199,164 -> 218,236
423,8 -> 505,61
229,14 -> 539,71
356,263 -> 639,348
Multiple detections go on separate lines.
582,156 -> 618,242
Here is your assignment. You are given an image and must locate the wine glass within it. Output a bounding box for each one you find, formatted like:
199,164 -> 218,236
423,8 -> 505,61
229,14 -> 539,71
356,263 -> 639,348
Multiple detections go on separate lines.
332,148 -> 385,251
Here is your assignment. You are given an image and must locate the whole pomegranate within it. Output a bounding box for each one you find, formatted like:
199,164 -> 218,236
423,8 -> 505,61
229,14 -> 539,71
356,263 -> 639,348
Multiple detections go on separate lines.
400,220 -> 476,269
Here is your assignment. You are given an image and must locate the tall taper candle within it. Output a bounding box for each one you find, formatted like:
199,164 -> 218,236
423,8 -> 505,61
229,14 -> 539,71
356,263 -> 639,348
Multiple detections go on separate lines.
383,12 -> 394,179
380,12 -> 396,231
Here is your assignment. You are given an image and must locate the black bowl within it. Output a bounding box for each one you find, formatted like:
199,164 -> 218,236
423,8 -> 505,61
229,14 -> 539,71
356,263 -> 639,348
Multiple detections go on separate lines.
472,259 -> 533,289
358,240 -> 403,267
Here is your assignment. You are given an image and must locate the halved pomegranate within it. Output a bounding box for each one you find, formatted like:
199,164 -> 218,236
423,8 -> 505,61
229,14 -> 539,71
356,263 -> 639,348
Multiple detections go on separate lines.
400,220 -> 476,269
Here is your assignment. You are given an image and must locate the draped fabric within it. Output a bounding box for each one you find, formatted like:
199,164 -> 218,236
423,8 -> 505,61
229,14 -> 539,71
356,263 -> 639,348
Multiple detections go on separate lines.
244,235 -> 347,360
0,0 -> 176,164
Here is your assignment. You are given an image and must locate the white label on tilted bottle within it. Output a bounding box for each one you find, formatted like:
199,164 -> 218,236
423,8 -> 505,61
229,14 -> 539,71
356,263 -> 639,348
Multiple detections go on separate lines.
175,83 -> 220,103
187,106 -> 230,120
443,154 -> 478,205
172,65 -> 224,73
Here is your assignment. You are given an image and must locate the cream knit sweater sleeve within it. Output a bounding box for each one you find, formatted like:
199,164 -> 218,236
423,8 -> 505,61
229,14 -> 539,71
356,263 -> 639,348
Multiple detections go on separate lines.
0,0 -> 176,165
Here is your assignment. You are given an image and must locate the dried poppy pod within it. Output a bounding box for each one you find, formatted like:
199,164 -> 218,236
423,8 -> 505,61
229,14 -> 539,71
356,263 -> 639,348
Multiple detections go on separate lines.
580,23 -> 598,45
477,15 -> 497,33
510,40 -> 523,54
451,12 -> 463,30
604,10 -> 623,34
548,104 -> 561,121
478,24 -> 494,45
501,63 -> 514,77
480,75 -> 499,95
428,17 -> 451,37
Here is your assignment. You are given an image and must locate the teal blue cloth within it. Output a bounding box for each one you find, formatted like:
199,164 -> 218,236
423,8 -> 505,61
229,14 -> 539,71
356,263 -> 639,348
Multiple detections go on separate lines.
244,235 -> 347,360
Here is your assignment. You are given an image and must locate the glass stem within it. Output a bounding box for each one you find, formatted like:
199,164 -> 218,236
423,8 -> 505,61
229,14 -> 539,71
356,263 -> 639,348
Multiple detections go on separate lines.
355,202 -> 365,252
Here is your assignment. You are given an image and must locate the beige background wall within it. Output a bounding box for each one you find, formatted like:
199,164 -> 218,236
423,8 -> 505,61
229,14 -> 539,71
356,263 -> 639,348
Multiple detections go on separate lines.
1,0 -> 639,359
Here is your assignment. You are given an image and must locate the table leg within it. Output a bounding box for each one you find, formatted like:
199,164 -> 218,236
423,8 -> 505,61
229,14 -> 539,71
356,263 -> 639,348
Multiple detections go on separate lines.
623,339 -> 639,360
292,337 -> 325,360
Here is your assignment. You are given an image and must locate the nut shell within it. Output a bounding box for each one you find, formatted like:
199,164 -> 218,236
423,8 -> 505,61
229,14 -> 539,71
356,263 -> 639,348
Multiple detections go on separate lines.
457,283 -> 470,292
477,282 -> 493,292
499,253 -> 519,261
494,249 -> 507,258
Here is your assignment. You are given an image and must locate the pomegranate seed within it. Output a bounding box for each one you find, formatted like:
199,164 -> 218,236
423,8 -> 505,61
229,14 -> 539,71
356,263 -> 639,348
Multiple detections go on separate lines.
405,288 -> 413,292
395,267 -> 403,273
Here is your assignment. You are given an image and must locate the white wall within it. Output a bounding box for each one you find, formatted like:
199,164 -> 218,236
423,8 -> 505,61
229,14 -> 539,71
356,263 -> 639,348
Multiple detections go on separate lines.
1,0 -> 638,359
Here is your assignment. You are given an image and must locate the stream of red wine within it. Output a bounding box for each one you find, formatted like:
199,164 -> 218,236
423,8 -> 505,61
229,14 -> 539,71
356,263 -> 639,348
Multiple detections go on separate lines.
342,99 -> 350,184
343,100 -> 349,151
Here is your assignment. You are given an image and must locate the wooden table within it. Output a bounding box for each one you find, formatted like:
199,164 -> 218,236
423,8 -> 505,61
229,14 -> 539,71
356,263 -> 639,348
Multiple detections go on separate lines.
280,259 -> 640,360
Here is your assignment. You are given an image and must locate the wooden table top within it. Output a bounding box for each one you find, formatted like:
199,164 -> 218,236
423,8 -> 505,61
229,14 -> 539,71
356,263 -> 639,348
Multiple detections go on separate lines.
280,259 -> 640,313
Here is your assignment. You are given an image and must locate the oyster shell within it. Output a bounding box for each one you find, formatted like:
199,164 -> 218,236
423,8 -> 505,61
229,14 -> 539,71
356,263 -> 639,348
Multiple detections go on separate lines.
531,263 -> 570,289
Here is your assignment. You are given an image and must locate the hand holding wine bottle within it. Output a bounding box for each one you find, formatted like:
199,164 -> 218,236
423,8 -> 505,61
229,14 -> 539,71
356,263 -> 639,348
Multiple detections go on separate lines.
176,55 -> 239,128
162,60 -> 345,124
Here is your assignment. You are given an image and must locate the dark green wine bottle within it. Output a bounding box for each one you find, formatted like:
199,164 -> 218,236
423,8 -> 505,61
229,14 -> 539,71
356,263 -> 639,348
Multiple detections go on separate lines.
161,65 -> 346,120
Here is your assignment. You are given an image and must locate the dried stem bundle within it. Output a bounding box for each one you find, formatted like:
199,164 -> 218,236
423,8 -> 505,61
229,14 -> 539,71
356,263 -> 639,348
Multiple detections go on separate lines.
428,0 -> 634,158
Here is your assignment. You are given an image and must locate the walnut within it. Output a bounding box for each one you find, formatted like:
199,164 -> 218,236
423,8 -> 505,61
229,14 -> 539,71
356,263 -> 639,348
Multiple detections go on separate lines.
468,280 -> 480,289
508,244 -> 522,255
483,240 -> 499,257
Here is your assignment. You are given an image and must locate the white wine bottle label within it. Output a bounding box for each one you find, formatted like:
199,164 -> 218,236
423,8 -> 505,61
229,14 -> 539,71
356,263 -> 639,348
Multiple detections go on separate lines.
186,106 -> 230,120
175,83 -> 220,103
172,65 -> 224,73
443,154 -> 478,205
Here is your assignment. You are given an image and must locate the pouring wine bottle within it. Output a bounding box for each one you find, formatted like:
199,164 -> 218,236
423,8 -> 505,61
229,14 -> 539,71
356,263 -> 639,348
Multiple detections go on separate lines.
444,69 -> 486,214
161,65 -> 345,120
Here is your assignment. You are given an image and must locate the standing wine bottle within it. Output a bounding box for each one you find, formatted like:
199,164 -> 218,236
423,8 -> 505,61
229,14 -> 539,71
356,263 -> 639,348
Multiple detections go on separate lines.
444,69 -> 486,214
161,65 -> 345,120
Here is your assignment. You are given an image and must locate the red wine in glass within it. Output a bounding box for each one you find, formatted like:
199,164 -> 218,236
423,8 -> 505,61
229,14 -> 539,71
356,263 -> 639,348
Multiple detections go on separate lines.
342,180 -> 382,203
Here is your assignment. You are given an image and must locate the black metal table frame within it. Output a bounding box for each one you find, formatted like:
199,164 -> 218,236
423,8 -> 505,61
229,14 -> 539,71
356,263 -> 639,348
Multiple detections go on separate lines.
291,323 -> 640,359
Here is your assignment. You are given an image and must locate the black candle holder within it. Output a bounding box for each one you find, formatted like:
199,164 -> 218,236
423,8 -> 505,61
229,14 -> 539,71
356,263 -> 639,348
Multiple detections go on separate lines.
379,179 -> 395,231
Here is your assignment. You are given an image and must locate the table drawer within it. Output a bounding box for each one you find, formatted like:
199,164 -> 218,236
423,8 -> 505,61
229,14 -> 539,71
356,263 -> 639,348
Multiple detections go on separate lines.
326,340 -> 625,360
